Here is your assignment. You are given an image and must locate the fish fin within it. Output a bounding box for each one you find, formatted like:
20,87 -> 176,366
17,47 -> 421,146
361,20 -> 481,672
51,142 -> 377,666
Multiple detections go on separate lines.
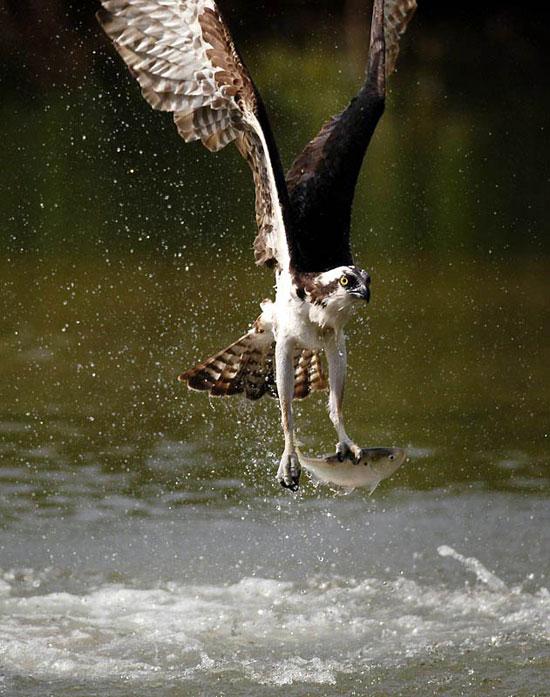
368,481 -> 381,496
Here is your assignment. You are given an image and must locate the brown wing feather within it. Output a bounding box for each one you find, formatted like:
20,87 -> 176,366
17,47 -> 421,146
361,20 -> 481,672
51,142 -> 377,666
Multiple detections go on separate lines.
97,0 -> 294,270
287,0 -> 417,190
286,0 -> 417,272
385,0 -> 418,77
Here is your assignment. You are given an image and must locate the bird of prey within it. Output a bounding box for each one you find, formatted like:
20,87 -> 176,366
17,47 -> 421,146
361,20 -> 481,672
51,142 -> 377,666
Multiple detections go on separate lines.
97,0 -> 417,491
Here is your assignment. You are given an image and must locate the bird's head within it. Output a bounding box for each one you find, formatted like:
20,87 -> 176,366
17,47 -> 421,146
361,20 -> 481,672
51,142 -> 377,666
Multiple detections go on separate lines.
311,265 -> 371,308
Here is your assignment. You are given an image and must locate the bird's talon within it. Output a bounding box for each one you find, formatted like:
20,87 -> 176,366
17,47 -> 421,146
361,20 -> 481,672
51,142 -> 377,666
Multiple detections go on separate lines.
336,441 -> 362,464
277,453 -> 301,492
336,442 -> 348,462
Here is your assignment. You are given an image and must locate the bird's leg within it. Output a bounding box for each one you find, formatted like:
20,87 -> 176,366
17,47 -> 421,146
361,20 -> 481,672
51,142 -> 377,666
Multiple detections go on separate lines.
275,337 -> 300,491
325,331 -> 362,463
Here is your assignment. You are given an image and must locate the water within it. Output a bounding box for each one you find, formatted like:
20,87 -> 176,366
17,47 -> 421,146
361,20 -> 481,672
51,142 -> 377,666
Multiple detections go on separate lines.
0,496 -> 549,695
1,12 -> 550,696
0,255 -> 548,695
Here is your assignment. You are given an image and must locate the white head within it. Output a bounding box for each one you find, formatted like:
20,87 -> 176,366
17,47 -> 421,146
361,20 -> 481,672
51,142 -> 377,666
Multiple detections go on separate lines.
311,265 -> 371,309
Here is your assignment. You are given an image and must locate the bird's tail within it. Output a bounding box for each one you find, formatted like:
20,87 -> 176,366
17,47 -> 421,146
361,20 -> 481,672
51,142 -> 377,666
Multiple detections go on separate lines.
178,322 -> 327,401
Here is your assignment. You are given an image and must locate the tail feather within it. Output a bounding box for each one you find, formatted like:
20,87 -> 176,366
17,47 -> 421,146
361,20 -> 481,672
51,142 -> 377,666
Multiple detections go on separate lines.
179,321 -> 327,401
180,332 -> 273,400
294,349 -> 327,400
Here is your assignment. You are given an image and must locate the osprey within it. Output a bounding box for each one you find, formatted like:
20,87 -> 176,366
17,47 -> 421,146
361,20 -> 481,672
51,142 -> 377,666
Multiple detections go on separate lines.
98,0 -> 417,491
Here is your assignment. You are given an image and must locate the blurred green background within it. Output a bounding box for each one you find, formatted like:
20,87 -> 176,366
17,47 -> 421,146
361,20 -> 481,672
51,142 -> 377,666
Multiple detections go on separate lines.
1,0 -> 549,257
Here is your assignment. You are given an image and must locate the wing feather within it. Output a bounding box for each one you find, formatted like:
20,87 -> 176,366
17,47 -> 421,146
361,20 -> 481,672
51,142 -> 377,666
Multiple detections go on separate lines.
385,0 -> 418,77
286,0 -> 417,272
98,0 -> 294,270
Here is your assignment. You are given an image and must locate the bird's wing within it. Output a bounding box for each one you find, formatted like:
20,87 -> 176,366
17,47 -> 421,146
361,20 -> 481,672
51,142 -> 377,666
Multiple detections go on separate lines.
97,0 -> 295,270
286,0 -> 417,273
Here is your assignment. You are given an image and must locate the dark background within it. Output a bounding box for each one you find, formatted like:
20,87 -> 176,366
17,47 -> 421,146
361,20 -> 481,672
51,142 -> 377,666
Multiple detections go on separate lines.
2,1 -> 549,90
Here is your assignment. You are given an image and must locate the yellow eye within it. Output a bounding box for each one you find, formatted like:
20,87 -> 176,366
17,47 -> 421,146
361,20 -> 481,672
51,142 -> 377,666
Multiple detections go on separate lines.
339,275 -> 349,287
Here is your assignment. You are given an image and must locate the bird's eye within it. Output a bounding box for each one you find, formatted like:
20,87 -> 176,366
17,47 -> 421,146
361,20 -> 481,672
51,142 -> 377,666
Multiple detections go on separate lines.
339,275 -> 349,287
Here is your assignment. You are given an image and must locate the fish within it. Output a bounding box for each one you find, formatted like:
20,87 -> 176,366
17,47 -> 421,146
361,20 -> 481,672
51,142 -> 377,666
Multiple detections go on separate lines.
298,446 -> 407,494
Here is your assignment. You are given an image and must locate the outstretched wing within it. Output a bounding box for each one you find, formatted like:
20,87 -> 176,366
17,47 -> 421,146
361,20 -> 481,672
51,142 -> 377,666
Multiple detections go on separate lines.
97,0 -> 295,270
286,0 -> 417,273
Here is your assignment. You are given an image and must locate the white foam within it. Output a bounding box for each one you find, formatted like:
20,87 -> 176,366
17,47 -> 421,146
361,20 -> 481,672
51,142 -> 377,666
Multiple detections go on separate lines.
252,657 -> 338,686
0,565 -> 548,686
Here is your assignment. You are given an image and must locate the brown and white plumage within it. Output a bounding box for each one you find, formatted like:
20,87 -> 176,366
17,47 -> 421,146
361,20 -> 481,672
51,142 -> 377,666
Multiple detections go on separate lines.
98,0 -> 416,490
179,313 -> 327,401
385,0 -> 418,77
98,0 -> 295,270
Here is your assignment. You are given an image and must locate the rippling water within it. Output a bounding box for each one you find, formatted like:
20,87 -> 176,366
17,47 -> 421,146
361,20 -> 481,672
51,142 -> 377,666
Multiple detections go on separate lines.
0,254 -> 548,696
1,558 -> 549,695
1,478 -> 549,696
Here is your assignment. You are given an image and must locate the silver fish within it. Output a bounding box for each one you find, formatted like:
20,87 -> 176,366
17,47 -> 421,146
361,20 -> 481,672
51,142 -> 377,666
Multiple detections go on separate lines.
299,447 -> 407,494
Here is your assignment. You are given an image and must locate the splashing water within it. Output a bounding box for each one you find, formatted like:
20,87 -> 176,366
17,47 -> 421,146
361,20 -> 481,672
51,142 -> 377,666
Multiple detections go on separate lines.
437,545 -> 509,592
0,551 -> 548,694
